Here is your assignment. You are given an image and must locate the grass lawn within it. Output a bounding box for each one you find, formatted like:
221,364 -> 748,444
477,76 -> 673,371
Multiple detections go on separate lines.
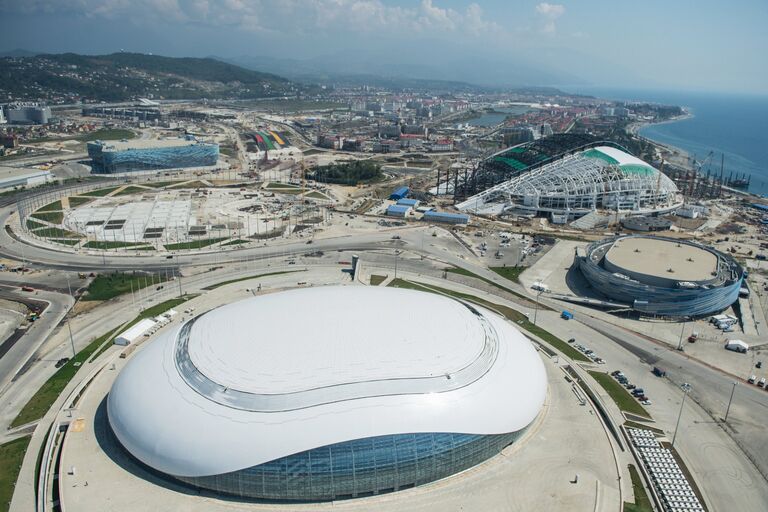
489,266 -> 526,283
170,180 -> 208,189
444,267 -> 534,303
222,239 -> 250,247
50,239 -> 81,247
273,188 -> 303,195
26,219 -> 46,230
164,237 -> 228,251
126,245 -> 155,251
304,191 -> 330,200
81,186 -> 119,197
68,196 -> 94,207
265,182 -> 300,189
588,371 -> 651,419
83,240 -> 143,250
83,272 -> 169,301
369,275 -> 388,286
202,270 -> 303,291
624,464 -> 653,512
388,278 -> 587,362
77,128 -> 135,142
0,435 -> 31,512
143,181 -> 183,188
33,227 -> 80,238
37,200 -> 62,212
30,210 -> 63,224
114,185 -> 148,196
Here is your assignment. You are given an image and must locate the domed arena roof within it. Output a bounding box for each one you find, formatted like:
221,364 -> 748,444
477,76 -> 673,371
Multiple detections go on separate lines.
107,285 -> 547,499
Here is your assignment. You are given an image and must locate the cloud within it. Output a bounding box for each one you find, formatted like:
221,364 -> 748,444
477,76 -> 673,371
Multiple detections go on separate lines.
536,2 -> 564,18
535,2 -> 565,34
0,0 -> 507,40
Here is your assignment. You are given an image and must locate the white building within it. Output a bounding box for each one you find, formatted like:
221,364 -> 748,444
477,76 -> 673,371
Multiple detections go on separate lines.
0,166 -> 53,190
108,286 -> 546,501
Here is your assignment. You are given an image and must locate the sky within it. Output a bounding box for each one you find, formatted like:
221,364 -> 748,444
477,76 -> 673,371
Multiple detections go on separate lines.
0,0 -> 766,94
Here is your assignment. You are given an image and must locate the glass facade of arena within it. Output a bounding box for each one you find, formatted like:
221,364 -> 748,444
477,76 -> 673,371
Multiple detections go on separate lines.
581,237 -> 744,318
87,141 -> 219,173
176,431 -> 522,501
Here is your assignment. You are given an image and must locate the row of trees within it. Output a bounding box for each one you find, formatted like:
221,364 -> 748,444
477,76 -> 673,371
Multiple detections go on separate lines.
311,161 -> 383,185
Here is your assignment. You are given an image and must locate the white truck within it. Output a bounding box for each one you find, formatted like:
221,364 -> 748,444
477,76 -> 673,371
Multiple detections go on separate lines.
725,339 -> 749,353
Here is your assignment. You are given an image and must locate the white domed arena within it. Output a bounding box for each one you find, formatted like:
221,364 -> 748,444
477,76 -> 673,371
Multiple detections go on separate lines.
107,286 -> 547,501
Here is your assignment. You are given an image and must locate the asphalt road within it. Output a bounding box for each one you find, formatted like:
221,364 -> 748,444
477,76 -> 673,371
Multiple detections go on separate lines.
2,193 -> 768,483
0,286 -> 72,395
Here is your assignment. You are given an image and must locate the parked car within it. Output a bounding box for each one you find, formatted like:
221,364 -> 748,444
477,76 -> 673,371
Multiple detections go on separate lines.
55,358 -> 69,368
757,361 -> 763,369
748,375 -> 757,384
759,378 -> 766,388
641,400 -> 652,406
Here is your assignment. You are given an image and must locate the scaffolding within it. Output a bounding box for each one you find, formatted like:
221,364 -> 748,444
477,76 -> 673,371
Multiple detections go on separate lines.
456,150 -> 682,219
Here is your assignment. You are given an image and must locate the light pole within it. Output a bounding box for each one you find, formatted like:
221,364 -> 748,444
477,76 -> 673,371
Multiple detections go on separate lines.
671,382 -> 692,448
65,275 -> 76,357
176,254 -> 183,298
677,321 -> 686,351
533,289 -> 543,325
394,250 -> 401,279
724,381 -> 737,422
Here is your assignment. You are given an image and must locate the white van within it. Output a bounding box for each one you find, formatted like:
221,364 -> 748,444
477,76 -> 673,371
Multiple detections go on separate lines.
759,378 -> 766,388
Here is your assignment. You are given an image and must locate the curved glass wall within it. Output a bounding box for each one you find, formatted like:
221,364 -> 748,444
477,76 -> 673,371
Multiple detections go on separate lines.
87,142 -> 219,173
176,431 -> 522,501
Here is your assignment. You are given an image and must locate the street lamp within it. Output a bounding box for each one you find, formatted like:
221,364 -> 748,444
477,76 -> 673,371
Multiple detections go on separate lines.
671,382 -> 692,448
724,381 -> 738,422
394,250 -> 401,279
677,321 -> 686,351
533,288 -> 543,326
65,274 -> 76,357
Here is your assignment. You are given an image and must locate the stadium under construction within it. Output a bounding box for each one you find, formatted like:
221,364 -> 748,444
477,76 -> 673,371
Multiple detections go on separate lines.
579,235 -> 744,318
444,134 -> 682,222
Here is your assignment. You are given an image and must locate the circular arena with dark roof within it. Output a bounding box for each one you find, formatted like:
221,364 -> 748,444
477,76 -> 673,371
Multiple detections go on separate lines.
107,285 -> 547,501
579,235 -> 744,318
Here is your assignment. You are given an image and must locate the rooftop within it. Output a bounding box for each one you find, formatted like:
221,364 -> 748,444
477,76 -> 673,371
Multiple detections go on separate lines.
187,286 -> 486,395
90,138 -> 209,151
605,237 -> 718,282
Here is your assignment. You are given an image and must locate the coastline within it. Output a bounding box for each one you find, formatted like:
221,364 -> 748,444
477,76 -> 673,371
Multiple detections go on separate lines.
626,110 -> 764,199
627,110 -> 695,169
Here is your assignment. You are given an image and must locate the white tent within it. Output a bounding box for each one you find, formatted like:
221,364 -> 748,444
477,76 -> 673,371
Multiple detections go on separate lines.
115,319 -> 157,346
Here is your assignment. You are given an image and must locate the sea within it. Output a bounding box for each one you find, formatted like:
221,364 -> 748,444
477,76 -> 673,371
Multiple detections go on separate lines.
563,87 -> 768,197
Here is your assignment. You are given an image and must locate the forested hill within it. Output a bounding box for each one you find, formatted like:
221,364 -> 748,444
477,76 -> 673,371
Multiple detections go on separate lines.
0,52 -> 303,103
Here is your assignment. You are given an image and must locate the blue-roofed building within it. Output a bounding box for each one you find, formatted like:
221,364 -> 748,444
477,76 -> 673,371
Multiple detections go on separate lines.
751,203 -> 768,212
389,186 -> 410,200
397,198 -> 420,208
88,138 -> 219,173
422,211 -> 469,224
386,204 -> 411,217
